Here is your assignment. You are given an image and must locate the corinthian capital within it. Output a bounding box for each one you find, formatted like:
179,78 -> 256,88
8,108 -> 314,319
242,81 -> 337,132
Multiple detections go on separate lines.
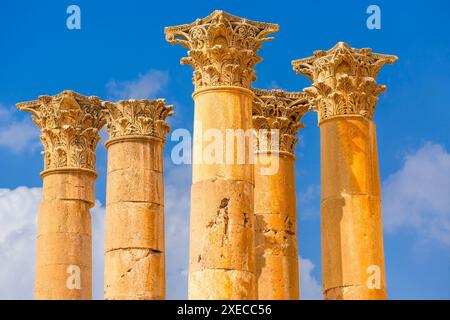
292,42 -> 397,123
164,10 -> 278,90
16,90 -> 105,172
102,99 -> 174,141
252,88 -> 310,156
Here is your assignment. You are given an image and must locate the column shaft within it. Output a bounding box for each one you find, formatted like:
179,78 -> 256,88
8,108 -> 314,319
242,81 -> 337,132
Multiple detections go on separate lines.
17,90 -> 105,300
35,169 -> 95,299
320,117 -> 385,299
255,154 -> 299,299
292,42 -> 397,300
165,10 -> 279,299
251,88 -> 308,300
189,87 -> 255,299
101,98 -> 172,300
104,137 -> 165,300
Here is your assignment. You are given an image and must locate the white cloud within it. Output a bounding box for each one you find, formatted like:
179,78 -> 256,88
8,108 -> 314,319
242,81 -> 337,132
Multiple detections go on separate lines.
91,201 -> 106,300
299,256 -> 322,300
0,104 -> 40,152
297,184 -> 321,221
0,106 -> 11,119
269,81 -> 283,90
382,142 -> 450,246
298,184 -> 320,203
106,69 -> 169,101
164,161 -> 192,299
0,187 -> 40,299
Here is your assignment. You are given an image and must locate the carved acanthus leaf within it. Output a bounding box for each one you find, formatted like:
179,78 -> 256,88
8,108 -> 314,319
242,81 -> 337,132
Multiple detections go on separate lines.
292,42 -> 397,122
165,10 -> 279,90
16,90 -> 105,171
252,88 -> 310,155
102,99 -> 174,141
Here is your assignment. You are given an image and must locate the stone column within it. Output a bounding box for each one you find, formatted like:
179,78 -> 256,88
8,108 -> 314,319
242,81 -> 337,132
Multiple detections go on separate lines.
102,99 -> 173,300
252,89 -> 309,300
165,10 -> 278,299
17,91 -> 105,300
292,42 -> 397,300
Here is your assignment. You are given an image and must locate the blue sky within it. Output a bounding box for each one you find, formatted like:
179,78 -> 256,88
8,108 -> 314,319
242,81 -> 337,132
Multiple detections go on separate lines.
0,0 -> 449,299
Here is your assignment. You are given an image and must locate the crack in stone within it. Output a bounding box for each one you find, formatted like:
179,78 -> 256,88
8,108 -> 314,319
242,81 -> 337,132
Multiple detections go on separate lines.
118,249 -> 156,279
243,212 -> 249,227
206,198 -> 230,246
258,228 -> 295,236
324,284 -> 369,298
219,198 -> 229,209
106,247 -> 163,254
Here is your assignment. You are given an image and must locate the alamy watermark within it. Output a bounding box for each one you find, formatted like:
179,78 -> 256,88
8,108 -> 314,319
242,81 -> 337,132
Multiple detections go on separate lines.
367,5 -> 381,30
66,265 -> 81,290
66,5 -> 81,30
366,265 -> 382,289
170,122 -> 281,176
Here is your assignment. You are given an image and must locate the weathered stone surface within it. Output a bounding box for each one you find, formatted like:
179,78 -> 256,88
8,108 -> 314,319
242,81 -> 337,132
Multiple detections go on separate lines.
293,42 -> 396,300
325,284 -> 386,300
106,167 -> 164,205
254,155 -> 297,215
35,264 -> 92,300
255,212 -> 298,258
104,202 -> 164,252
104,249 -> 165,300
190,179 -> 254,273
102,99 -> 172,300
320,118 -> 381,199
41,170 -> 96,204
165,10 -> 278,90
16,90 -> 105,171
321,194 -> 385,294
187,88 -> 257,299
253,148 -> 298,300
192,87 -> 254,184
252,88 -> 307,300
107,138 -> 164,173
36,232 -> 92,267
292,42 -> 397,123
166,11 -> 277,299
189,270 -> 256,300
34,171 -> 95,300
255,254 -> 299,300
252,88 -> 309,155
37,200 -> 92,235
102,99 -> 173,141
319,117 -> 387,300
17,91 -> 103,300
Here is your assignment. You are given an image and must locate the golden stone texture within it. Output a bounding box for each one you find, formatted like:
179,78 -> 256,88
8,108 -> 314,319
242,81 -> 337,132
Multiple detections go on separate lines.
165,10 -> 279,90
165,11 -> 278,299
293,42 -> 397,300
17,91 -> 105,300
189,86 -> 256,300
252,89 -> 309,300
102,99 -> 173,300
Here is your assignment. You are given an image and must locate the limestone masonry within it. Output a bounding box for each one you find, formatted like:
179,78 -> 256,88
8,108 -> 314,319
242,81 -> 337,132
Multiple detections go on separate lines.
16,10 -> 396,300
17,91 -> 105,299
252,89 -> 309,300
102,99 -> 173,300
293,42 -> 397,299
165,10 -> 279,300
